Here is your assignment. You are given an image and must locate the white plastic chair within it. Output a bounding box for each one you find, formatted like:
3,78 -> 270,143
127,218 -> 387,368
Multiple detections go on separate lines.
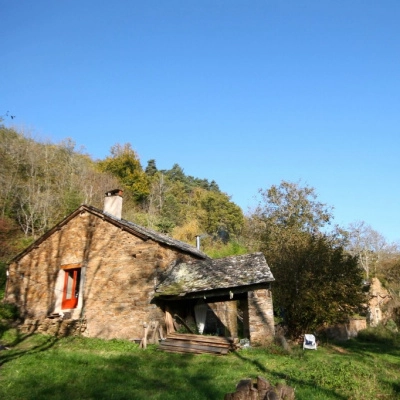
303,334 -> 317,350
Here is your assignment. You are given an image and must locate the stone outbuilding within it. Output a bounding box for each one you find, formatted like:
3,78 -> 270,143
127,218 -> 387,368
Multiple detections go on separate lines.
367,277 -> 392,327
5,190 -> 275,344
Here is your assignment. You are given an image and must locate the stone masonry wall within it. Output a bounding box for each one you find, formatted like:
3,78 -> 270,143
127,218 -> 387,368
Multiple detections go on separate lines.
248,289 -> 275,345
6,210 -> 199,340
207,301 -> 238,337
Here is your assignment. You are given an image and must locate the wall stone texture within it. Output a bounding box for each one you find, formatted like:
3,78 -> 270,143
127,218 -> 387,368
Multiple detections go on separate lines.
248,289 -> 275,345
322,318 -> 367,341
6,210 -> 199,340
207,300 -> 238,337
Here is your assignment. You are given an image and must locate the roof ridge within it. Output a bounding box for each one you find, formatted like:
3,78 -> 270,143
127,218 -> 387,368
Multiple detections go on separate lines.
10,204 -> 209,263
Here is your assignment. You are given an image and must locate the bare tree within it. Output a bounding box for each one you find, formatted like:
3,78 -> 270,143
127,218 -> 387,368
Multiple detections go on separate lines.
345,221 -> 399,279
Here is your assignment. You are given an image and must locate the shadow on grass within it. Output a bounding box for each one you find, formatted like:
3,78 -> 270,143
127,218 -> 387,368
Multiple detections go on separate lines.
3,348 -> 349,400
335,327 -> 400,357
339,336 -> 400,359
232,350 -> 348,400
1,349 -> 227,400
0,322 -> 60,366
390,382 -> 400,395
3,333 -> 398,400
2,333 -> 345,400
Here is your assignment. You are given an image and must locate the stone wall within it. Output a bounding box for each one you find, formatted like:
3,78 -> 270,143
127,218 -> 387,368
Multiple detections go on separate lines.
207,301 -> 238,337
322,318 -> 367,341
368,278 -> 392,326
6,210 -> 199,340
248,289 -> 275,345
20,317 -> 87,337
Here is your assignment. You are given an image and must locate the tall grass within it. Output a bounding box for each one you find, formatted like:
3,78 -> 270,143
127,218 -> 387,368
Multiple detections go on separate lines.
0,327 -> 399,400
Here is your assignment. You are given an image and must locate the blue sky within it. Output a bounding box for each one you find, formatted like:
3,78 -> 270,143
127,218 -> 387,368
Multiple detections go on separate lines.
1,1 -> 399,243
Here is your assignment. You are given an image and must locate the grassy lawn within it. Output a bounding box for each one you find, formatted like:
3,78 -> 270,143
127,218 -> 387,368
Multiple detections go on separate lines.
0,328 -> 399,400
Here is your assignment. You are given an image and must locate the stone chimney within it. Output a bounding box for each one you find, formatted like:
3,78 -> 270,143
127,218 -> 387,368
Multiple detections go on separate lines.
103,189 -> 123,219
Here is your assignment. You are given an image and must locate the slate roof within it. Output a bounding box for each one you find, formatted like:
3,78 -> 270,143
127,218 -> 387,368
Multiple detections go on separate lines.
86,205 -> 209,259
10,204 -> 209,263
155,252 -> 274,297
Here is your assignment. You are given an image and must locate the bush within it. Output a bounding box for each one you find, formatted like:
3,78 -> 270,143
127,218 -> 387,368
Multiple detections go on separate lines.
0,302 -> 19,338
385,319 -> 398,333
357,324 -> 399,345
0,302 -> 19,321
0,261 -> 7,300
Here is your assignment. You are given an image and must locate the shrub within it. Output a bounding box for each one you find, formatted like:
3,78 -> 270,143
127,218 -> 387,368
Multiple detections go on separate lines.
357,324 -> 399,345
385,319 -> 398,333
0,302 -> 19,321
0,302 -> 19,338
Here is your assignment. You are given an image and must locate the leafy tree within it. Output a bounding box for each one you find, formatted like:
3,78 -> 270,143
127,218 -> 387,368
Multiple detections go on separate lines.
161,164 -> 220,193
191,189 -> 244,239
142,163 -> 242,242
208,180 -> 220,192
271,233 -> 364,336
256,180 -> 333,234
164,163 -> 186,183
145,159 -> 158,177
249,180 -> 364,337
379,254 -> 400,303
97,143 -> 150,203
171,218 -> 202,245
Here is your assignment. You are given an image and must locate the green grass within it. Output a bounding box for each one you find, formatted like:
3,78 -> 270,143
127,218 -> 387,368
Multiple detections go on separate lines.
0,328 -> 399,400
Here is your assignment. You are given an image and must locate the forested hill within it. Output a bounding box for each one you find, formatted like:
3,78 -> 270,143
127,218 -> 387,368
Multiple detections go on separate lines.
2,123 -> 400,336
0,124 -> 245,262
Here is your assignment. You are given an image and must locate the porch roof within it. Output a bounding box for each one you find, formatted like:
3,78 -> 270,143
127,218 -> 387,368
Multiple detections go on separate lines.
155,252 -> 274,298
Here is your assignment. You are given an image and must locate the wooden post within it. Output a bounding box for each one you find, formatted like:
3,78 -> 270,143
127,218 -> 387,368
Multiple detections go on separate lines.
139,322 -> 149,349
165,307 -> 175,335
225,301 -> 238,338
158,325 -> 166,340
150,321 -> 159,344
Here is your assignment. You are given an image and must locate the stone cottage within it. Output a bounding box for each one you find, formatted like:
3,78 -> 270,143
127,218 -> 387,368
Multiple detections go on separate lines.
5,190 -> 275,344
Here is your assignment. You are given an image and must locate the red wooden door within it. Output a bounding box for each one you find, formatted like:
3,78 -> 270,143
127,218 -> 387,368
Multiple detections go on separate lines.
61,268 -> 81,309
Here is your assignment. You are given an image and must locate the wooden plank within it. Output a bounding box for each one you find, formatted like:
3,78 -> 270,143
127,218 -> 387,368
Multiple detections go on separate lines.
164,338 -> 231,349
159,345 -> 227,355
160,347 -> 229,355
168,332 -> 234,343
161,340 -> 228,352
159,332 -> 238,354
167,332 -> 236,341
166,336 -> 231,345
166,340 -> 237,351
159,342 -> 229,355
159,346 -> 229,355
60,263 -> 82,270
166,334 -> 236,347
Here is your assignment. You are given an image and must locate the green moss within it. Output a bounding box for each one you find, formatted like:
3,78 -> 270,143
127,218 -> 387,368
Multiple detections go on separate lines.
156,281 -> 186,296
